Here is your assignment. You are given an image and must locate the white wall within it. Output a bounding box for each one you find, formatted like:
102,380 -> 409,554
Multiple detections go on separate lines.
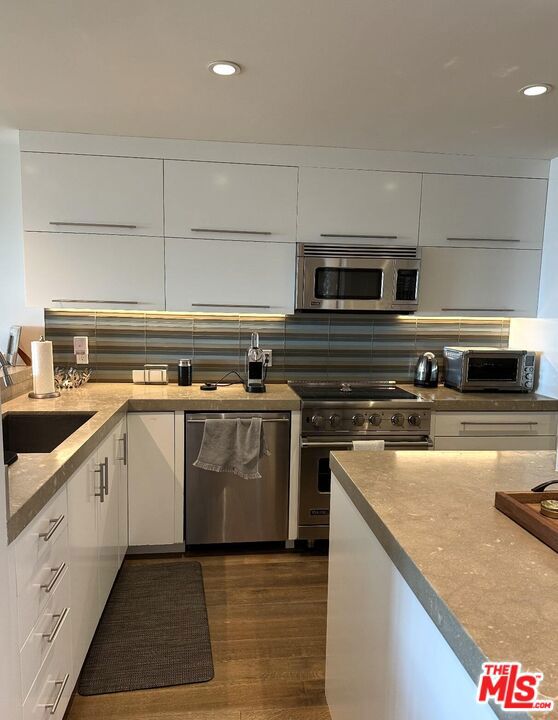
0,128 -> 43,357
509,158 -> 558,397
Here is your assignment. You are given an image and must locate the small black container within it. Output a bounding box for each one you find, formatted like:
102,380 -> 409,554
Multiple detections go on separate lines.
178,358 -> 192,386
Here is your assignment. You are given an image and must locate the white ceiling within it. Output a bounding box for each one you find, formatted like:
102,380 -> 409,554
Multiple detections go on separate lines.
2,0 -> 558,159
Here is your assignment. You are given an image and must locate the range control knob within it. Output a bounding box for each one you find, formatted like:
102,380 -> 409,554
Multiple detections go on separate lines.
408,414 -> 422,427
311,414 -> 325,429
391,413 -> 405,427
369,413 -> 382,426
352,413 -> 366,427
329,413 -> 342,428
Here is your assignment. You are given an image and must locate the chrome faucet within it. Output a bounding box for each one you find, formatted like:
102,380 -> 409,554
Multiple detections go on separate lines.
0,351 -> 13,387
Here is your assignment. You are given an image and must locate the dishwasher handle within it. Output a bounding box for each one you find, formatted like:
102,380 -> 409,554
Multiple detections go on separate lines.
186,418 -> 290,424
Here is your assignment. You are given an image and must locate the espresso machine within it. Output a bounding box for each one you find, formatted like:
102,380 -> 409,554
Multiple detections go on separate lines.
245,332 -> 266,393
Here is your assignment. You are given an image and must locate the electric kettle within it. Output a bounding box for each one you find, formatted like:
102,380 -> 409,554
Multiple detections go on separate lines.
414,352 -> 439,388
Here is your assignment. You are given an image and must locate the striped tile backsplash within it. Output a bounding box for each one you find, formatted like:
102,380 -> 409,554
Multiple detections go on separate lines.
45,310 -> 510,384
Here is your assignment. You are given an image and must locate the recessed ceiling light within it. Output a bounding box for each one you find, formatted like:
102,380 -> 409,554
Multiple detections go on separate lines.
519,83 -> 553,97
208,61 -> 241,76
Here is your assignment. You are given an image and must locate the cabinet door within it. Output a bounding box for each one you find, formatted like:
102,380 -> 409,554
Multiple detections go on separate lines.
418,247 -> 541,316
67,454 -> 100,675
96,432 -> 120,609
21,152 -> 163,236
128,413 -> 176,546
164,160 -> 298,242
114,419 -> 129,567
298,167 -> 421,246
24,232 -> 165,309
419,174 -> 547,249
165,237 -> 296,313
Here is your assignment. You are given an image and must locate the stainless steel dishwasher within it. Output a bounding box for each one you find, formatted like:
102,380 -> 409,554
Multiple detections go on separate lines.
185,412 -> 290,544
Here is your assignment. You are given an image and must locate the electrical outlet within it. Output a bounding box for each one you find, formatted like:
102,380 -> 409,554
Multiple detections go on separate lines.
76,353 -> 89,365
262,349 -> 273,367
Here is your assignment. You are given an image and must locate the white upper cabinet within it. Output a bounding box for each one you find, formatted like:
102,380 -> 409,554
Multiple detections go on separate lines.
297,167 -> 422,246
164,161 -> 298,242
165,238 -> 296,314
24,232 -> 165,309
419,174 -> 547,249
21,152 -> 164,236
418,247 -> 541,317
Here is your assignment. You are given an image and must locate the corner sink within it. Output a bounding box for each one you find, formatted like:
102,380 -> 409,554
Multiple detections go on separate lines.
2,411 -> 96,454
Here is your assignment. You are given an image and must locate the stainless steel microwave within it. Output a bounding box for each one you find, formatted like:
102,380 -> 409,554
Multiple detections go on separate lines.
443,347 -> 536,393
295,244 -> 420,313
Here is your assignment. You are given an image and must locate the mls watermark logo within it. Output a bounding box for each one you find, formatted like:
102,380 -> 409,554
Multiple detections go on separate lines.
477,662 -> 554,712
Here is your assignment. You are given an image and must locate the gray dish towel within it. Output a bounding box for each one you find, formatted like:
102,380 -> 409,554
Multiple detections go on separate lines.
193,418 -> 270,480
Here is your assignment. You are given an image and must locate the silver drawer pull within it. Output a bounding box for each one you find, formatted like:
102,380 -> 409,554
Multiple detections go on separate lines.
117,434 -> 127,465
461,421 -> 538,427
39,515 -> 65,542
42,607 -> 70,644
50,221 -> 137,229
190,228 -> 272,235
51,299 -> 143,305
94,463 -> 105,503
191,303 -> 272,309
320,233 -> 398,240
103,456 -> 109,495
43,673 -> 70,714
441,308 -> 516,313
446,237 -> 520,243
41,563 -> 66,594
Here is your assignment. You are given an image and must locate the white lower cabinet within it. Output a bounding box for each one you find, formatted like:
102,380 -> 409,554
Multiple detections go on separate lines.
165,237 -> 296,314
432,411 -> 558,450
127,413 -> 176,546
418,247 -> 541,316
67,420 -> 126,678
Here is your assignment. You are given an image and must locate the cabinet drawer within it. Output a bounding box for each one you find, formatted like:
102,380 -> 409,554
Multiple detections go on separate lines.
20,568 -> 70,702
18,530 -> 69,648
434,436 -> 557,451
15,490 -> 68,594
434,412 -> 558,437
22,605 -> 72,720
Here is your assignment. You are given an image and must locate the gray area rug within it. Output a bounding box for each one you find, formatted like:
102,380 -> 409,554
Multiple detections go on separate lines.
78,561 -> 214,695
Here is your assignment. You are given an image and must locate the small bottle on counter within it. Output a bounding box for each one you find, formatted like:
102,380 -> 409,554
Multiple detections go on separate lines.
178,358 -> 193,386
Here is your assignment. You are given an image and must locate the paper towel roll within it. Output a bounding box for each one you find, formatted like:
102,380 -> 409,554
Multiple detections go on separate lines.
31,339 -> 56,396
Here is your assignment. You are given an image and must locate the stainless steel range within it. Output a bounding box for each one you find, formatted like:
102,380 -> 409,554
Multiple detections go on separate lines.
289,381 -> 433,541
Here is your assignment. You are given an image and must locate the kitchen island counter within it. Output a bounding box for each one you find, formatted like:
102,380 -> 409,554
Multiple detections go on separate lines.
328,449 -> 558,720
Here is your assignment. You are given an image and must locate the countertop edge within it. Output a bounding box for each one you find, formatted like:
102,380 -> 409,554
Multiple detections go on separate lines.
329,452 -> 533,720
6,403 -> 128,543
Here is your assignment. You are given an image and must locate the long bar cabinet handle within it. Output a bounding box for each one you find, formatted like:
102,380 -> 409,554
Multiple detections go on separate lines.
446,237 -> 520,243
191,303 -> 272,309
51,299 -> 143,305
39,515 -> 65,542
441,308 -> 516,313
49,221 -> 137,229
190,228 -> 272,235
40,563 -> 66,594
320,233 -> 398,239
42,607 -> 70,643
44,673 -> 70,714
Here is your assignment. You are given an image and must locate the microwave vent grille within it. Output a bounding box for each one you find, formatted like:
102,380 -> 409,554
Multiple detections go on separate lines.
298,243 -> 418,259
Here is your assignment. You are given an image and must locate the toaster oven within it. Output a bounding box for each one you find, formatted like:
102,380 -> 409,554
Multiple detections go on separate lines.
443,347 -> 535,393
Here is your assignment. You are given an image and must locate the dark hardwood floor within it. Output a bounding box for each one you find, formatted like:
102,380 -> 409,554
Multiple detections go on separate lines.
67,550 -> 331,720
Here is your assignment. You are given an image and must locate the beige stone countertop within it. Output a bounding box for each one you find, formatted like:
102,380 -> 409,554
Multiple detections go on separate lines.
399,383 -> 558,412
3,382 -> 300,543
330,449 -> 558,719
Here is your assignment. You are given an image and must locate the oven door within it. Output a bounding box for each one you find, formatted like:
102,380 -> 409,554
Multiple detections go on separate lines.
296,256 -> 419,311
298,436 -> 432,539
463,354 -> 523,391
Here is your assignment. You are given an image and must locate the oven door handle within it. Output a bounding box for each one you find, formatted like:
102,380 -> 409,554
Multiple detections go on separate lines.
301,439 -> 433,449
301,441 -> 354,449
